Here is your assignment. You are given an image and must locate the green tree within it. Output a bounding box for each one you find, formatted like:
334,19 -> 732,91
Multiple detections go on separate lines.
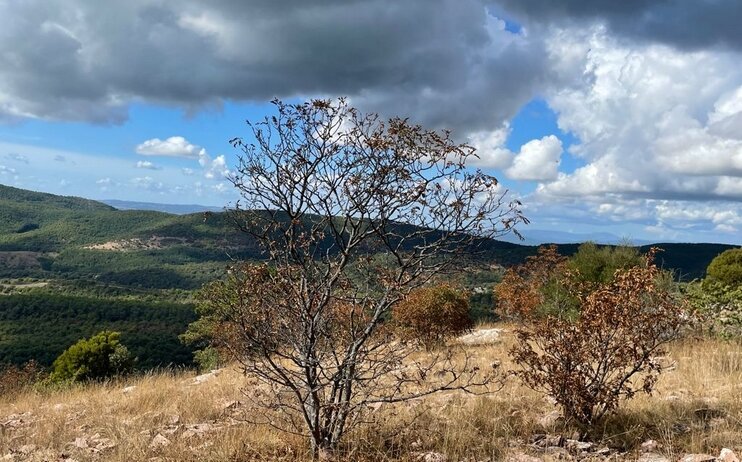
50,331 -> 134,382
706,248 -> 742,287
567,241 -> 643,285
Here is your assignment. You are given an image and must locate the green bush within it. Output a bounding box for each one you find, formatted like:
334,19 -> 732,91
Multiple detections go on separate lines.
50,331 -> 134,382
567,241 -> 643,285
706,248 -> 742,287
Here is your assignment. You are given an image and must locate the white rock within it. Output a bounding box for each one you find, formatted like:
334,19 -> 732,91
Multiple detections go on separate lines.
418,452 -> 447,462
641,439 -> 659,453
72,437 -> 88,449
150,434 -> 171,448
719,448 -> 740,462
457,328 -> 502,345
679,455 -> 715,462
122,385 -> 137,394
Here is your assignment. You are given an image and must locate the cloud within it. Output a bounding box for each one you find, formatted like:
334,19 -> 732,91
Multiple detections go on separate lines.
5,152 -> 29,164
0,1 -> 552,132
135,136 -> 229,180
495,0 -> 742,51
131,176 -> 165,192
535,27 -> 742,203
135,160 -> 160,170
0,165 -> 17,175
506,135 -> 562,181
136,136 -> 203,158
469,131 -> 562,181
199,152 -> 229,180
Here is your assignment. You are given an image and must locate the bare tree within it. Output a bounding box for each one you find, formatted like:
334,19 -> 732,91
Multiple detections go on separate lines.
194,98 -> 527,455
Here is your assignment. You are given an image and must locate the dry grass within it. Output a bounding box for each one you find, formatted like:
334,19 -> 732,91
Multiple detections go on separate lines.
1,328 -> 740,461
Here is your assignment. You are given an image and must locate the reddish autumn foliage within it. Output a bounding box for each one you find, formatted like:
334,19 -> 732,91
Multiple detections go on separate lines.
0,360 -> 44,397
510,249 -> 688,431
494,245 -> 571,319
393,284 -> 473,348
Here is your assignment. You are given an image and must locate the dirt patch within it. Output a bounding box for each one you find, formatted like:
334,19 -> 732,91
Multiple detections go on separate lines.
84,236 -> 189,252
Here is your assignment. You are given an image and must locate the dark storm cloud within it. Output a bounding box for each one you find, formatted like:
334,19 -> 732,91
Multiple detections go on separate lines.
494,0 -> 742,50
0,0 -> 548,131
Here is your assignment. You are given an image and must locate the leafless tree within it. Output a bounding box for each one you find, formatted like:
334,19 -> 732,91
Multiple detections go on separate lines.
196,98 -> 527,455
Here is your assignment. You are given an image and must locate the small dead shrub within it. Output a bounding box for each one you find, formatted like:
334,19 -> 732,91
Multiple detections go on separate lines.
510,249 -> 689,433
0,360 -> 45,397
393,284 -> 473,348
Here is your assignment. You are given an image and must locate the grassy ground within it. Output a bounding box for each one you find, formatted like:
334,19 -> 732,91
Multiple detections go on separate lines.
0,328 -> 740,461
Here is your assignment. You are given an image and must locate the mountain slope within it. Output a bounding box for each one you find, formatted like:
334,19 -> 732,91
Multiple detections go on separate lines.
0,184 -> 736,282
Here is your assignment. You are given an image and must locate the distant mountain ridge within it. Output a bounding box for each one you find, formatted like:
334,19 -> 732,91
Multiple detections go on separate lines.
102,200 -> 223,215
0,183 -> 737,281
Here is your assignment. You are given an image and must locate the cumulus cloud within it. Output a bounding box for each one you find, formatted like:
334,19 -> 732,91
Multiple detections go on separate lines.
198,152 -> 230,180
536,28 -> 742,203
506,135 -> 562,181
136,136 -> 203,159
469,131 -> 562,181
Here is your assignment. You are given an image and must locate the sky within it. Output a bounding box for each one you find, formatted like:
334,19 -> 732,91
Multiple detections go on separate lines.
0,0 -> 741,245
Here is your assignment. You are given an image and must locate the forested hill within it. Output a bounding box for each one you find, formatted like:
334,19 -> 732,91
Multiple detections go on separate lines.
0,183 -> 736,283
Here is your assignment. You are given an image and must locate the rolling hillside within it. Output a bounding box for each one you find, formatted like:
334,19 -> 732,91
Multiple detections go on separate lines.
0,183 -> 736,284
0,183 -> 737,369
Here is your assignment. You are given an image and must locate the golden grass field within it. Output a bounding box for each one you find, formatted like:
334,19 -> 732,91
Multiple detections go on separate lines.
1,327 -> 740,461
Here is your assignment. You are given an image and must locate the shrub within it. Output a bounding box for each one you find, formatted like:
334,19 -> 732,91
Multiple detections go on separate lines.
686,279 -> 742,339
50,331 -> 135,383
393,284 -> 473,348
0,360 -> 45,396
706,248 -> 742,287
567,241 -> 643,286
494,245 -> 575,320
510,249 -> 688,433
192,347 -> 221,372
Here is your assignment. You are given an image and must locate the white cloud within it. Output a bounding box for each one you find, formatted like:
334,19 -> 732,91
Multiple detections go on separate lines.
0,164 -> 17,175
131,176 -> 165,192
136,136 -> 203,159
468,126 -> 514,169
136,160 -> 159,170
200,153 -> 229,180
538,28 -> 742,203
506,135 -> 562,181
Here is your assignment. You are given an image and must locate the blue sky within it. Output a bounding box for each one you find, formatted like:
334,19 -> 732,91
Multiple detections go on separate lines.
1,1 -> 741,245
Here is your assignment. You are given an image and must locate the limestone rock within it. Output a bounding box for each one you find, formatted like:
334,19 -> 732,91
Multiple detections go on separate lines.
457,328 -> 502,346
719,448 -> 740,462
641,440 -> 659,453
150,434 -> 171,448
678,455 -> 715,462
